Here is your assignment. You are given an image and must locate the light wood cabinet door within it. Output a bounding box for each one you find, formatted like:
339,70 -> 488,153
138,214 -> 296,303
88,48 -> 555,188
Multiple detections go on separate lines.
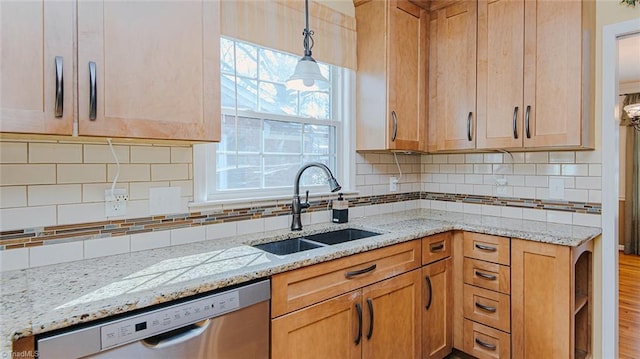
362,269 -> 422,359
511,239 -> 572,359
434,1 -> 477,151
0,1 -> 74,135
476,0 -> 525,149
77,0 -> 220,141
422,258 -> 453,359
272,290 -> 362,359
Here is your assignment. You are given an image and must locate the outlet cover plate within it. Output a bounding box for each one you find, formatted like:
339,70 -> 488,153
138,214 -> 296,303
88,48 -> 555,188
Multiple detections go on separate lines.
149,187 -> 182,215
105,188 -> 128,217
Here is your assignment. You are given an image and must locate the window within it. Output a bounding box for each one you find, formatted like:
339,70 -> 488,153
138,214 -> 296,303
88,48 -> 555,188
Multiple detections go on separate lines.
194,38 -> 353,203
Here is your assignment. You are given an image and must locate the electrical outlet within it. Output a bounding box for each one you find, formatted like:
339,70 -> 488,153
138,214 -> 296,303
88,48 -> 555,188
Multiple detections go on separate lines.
105,188 -> 128,217
389,177 -> 398,192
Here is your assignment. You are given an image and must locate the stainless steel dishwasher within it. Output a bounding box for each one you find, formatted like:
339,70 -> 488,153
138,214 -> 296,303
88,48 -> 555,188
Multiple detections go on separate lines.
36,280 -> 270,359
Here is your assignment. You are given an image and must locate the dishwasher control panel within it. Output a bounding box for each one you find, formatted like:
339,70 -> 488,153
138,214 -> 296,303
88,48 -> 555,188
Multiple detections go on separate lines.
101,290 -> 239,349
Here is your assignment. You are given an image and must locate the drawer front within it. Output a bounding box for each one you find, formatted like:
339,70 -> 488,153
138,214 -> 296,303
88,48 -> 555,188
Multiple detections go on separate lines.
271,240 -> 421,317
463,258 -> 511,294
463,232 -> 510,265
463,319 -> 511,359
463,284 -> 511,333
422,232 -> 452,265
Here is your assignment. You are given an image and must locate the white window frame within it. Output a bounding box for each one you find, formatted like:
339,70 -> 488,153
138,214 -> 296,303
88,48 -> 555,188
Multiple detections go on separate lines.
192,45 -> 356,206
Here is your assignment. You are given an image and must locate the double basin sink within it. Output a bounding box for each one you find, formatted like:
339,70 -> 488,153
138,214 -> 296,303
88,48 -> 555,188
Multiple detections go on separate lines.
253,228 -> 381,256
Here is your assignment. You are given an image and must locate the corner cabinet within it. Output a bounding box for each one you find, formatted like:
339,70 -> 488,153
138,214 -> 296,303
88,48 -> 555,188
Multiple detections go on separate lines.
355,0 -> 428,152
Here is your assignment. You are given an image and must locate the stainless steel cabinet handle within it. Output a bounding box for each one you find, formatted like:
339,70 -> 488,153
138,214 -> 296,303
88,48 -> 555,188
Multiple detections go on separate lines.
391,111 -> 398,141
475,338 -> 497,351
475,243 -> 497,252
467,112 -> 473,141
475,302 -> 497,313
345,264 -> 377,279
512,106 -> 519,139
475,270 -> 497,281
430,242 -> 444,252
355,303 -> 362,345
366,298 -> 374,340
54,56 -> 63,118
525,105 -> 531,138
142,319 -> 210,348
425,275 -> 432,310
89,61 -> 97,121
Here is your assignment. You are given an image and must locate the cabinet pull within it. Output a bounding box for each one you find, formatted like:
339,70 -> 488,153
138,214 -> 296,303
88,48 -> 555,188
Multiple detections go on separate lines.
355,303 -> 362,345
345,264 -> 377,279
89,61 -> 97,121
475,243 -> 497,252
475,270 -> 497,281
512,106 -> 519,139
391,111 -> 398,141
366,298 -> 374,340
430,242 -> 444,252
525,105 -> 531,138
425,275 -> 433,310
54,56 -> 63,118
475,338 -> 497,351
467,112 -> 473,141
475,302 -> 497,313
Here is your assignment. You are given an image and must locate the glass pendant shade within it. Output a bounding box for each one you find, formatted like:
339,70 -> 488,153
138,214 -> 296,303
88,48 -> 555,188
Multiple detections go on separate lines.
286,55 -> 329,91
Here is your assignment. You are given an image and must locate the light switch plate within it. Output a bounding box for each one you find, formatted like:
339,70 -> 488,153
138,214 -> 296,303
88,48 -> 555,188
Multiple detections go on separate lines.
549,178 -> 565,199
149,187 -> 182,215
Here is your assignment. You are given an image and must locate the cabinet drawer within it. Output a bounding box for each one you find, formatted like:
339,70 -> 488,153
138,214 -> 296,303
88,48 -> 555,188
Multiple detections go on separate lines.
463,319 -> 510,359
463,284 -> 511,333
463,232 -> 510,265
463,258 -> 511,294
271,240 -> 421,318
422,232 -> 452,265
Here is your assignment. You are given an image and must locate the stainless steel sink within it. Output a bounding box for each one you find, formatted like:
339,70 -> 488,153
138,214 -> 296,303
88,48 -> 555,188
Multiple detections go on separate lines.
253,228 -> 381,255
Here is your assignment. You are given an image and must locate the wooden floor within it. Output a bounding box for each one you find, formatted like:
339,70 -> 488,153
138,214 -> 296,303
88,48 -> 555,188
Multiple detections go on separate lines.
620,251 -> 640,359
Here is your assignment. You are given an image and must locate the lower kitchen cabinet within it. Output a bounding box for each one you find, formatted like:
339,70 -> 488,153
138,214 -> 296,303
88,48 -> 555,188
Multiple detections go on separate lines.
271,269 -> 422,359
422,257 -> 453,359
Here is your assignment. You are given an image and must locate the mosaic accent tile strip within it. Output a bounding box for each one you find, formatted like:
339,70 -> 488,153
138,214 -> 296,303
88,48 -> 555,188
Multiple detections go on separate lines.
0,191 -> 600,250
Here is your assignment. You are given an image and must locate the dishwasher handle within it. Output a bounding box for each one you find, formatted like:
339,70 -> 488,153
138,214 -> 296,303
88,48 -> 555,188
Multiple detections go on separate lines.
142,319 -> 211,349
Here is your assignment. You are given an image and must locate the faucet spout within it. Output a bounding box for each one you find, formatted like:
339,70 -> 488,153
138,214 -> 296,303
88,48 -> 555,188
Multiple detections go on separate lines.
291,162 -> 341,231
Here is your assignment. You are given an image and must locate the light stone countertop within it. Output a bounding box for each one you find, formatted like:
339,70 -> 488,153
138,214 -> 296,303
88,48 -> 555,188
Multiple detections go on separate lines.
0,208 -> 601,353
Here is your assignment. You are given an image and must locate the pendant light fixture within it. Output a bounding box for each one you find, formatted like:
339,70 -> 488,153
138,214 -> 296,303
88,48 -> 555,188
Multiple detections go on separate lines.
285,0 -> 329,91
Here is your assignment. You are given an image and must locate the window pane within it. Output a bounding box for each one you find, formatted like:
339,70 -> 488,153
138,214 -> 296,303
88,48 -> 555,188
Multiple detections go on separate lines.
264,120 -> 301,154
300,91 -> 330,119
303,125 -> 332,154
259,48 -> 299,83
319,63 -> 330,80
218,115 -> 237,152
217,154 -> 261,190
236,117 -> 262,153
235,77 -> 258,111
220,38 -> 235,74
264,155 -> 300,188
300,156 -> 333,187
259,82 -> 297,116
235,42 -> 257,78
221,75 -> 236,108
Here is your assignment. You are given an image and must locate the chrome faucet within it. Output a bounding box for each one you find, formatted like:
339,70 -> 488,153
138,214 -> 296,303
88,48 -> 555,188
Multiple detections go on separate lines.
291,162 -> 341,231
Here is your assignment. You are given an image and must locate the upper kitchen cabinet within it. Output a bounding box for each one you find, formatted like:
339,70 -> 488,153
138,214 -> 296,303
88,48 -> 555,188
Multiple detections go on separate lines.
476,0 -> 595,150
430,1 -> 477,151
0,1 -> 74,135
77,0 -> 220,141
355,0 -> 428,152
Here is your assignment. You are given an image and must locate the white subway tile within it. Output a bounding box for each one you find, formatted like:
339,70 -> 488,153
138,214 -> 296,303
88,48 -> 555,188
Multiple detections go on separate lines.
30,241 -> 84,267
0,186 -> 27,208
465,154 -> 483,163
536,164 -> 561,175
357,163 -> 373,175
463,203 -> 482,214
525,176 -> 548,187
364,205 -> 381,216
423,164 -> 440,173
0,247 -> 29,271
83,144 -> 130,164
365,174 -> 380,185
473,185 -> 493,196
130,231 -> 171,252
379,154 -> 394,163
424,183 -> 440,192
378,203 -> 394,215
151,164 -> 189,181
589,164 -> 602,177
421,155 -> 433,164
536,187 -> 550,199
171,147 -> 193,164
481,205 -> 502,217
465,174 -> 484,184
589,190 -> 602,203
573,213 -> 601,227
107,164 -> 150,182
507,153 -> 525,163
126,199 -> 152,218
1,164 -> 56,185
494,186 -> 513,197
575,150 -> 601,163
392,201 -> 406,212
131,146 -> 170,164
501,207 -> 523,219
456,164 -> 473,174
523,209 -> 547,222
58,202 -> 106,225
170,180 -> 193,197
357,185 -> 373,196
128,182 -> 168,200
456,184 -> 474,195
236,218 -> 265,235
433,174 -> 448,183
311,210 -> 331,224
0,142 -> 27,163
525,152 -> 548,163
171,226 -> 207,245
431,200 -> 447,211
513,164 -> 536,175
356,175 -> 366,186
548,151 -> 575,163
205,221 -> 237,240
440,183 -> 456,193
483,175 -> 497,185
473,164 -> 493,174
575,177 -> 601,190
432,154 -> 448,164
29,143 -> 82,163
82,183 -> 127,203
58,164 -> 106,184
561,164 -> 588,176
264,216 -> 289,231
446,202 -> 464,213
405,200 -> 418,210
448,154 -> 465,163
0,206 -> 56,231
448,174 -> 465,184
505,175 -> 525,186
564,189 -> 589,202
494,164 -> 513,175
419,200 -> 431,209
484,153 -> 503,163
84,236 -> 130,259
28,184 -> 81,206
364,153 -> 380,163
513,186 -> 536,199
440,164 -> 455,173
546,211 -> 573,225
350,206 -> 365,219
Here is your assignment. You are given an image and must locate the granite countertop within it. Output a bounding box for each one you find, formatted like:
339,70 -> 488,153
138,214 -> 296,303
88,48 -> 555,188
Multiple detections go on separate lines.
0,208 -> 601,352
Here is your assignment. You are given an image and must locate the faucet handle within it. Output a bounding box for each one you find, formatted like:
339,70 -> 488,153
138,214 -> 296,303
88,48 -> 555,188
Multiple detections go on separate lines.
303,190 -> 310,208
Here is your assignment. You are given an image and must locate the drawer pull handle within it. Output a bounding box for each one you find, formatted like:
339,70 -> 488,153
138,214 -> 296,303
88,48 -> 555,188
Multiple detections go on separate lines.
467,112 -> 473,141
391,111 -> 398,141
525,105 -> 531,139
475,302 -> 497,313
430,242 -> 444,252
425,275 -> 433,310
89,61 -> 97,121
512,106 -> 519,139
54,56 -> 64,117
475,270 -> 497,281
355,303 -> 362,345
366,298 -> 374,340
475,243 -> 497,252
475,338 -> 497,351
345,264 -> 377,279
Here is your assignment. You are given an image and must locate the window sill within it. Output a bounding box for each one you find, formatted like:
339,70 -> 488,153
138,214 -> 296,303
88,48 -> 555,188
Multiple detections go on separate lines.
189,190 -> 360,210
